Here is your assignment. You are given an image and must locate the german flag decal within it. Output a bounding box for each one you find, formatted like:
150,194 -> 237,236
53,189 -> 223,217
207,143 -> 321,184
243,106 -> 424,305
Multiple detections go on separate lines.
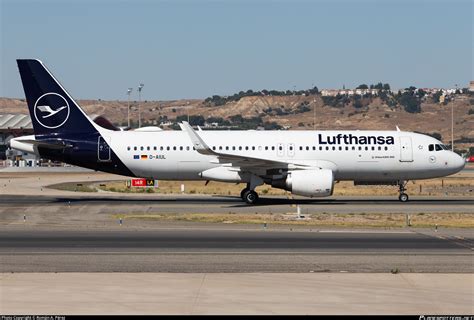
141,155 -> 148,160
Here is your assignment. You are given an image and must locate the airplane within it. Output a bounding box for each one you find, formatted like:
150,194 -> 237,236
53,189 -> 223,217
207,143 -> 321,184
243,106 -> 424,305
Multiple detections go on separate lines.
10,59 -> 465,204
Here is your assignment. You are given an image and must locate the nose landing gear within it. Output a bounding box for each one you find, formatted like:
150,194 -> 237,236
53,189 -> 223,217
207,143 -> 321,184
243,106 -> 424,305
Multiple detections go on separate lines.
398,181 -> 409,202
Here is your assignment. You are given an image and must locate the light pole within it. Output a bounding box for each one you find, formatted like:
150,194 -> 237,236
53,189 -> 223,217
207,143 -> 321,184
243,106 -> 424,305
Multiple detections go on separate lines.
313,98 -> 316,130
138,83 -> 144,128
127,88 -> 132,128
452,84 -> 458,151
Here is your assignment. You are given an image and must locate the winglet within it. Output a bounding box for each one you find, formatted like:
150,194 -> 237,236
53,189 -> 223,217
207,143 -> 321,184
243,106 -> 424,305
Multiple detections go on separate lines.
180,121 -> 216,156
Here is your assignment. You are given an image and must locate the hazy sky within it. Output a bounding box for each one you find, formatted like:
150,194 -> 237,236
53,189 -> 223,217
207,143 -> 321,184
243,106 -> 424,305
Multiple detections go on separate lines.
1,0 -> 472,100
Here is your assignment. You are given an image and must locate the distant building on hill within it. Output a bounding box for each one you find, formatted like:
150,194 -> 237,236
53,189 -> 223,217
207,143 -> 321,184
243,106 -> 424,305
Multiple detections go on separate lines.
469,81 -> 474,92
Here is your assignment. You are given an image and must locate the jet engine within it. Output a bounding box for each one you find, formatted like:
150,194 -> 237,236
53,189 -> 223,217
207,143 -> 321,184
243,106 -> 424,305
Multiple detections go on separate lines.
271,169 -> 334,197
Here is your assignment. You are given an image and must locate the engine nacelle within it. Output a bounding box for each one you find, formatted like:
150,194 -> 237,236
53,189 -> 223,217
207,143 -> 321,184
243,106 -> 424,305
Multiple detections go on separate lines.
272,169 -> 334,197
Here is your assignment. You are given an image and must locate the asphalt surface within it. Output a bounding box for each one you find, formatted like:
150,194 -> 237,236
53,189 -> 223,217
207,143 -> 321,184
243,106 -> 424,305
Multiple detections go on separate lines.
1,194 -> 473,214
1,228 -> 472,272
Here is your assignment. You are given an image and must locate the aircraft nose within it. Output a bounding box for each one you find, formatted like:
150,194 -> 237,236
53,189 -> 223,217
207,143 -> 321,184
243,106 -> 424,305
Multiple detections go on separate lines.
450,153 -> 465,173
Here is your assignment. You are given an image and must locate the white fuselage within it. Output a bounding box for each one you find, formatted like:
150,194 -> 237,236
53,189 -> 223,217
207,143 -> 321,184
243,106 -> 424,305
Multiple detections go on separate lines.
104,129 -> 464,182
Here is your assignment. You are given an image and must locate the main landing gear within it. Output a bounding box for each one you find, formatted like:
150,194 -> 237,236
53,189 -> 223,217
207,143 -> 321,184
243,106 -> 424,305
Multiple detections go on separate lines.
398,181 -> 409,202
240,183 -> 260,205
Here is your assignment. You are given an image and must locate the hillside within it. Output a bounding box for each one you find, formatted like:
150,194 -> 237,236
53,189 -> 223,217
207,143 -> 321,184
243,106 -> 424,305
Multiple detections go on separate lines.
1,94 -> 473,147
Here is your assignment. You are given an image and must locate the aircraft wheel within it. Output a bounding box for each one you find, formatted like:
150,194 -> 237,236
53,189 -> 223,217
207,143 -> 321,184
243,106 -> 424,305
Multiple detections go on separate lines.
243,190 -> 259,205
399,193 -> 409,202
240,188 -> 250,199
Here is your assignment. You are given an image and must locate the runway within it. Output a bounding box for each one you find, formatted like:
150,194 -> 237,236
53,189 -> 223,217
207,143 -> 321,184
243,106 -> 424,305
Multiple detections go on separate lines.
1,194 -> 473,214
1,228 -> 472,272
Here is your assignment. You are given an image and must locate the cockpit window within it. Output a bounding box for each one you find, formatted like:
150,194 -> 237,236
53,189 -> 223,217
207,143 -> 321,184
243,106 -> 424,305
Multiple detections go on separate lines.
429,144 -> 447,152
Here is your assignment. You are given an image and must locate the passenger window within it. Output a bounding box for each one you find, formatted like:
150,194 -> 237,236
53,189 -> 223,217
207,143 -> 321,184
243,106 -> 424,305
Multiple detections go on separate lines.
252,146 -> 255,150
352,146 -> 355,150
371,146 -> 375,151
326,146 -> 329,151
127,146 -> 130,151
265,146 -> 268,151
332,146 -> 336,151
313,146 -> 316,151
186,146 -> 190,151
140,146 -> 144,151
147,146 -> 150,151
134,146 -> 137,151
180,146 -> 183,151
279,146 -> 283,151
153,146 -> 157,151
345,146 -> 349,151
289,146 -> 293,151
319,146 -> 323,151
239,146 -> 242,151
299,146 -> 303,151
173,146 -> 176,151
429,144 -> 434,151
160,146 -> 163,151
167,146 -> 170,151
219,146 -> 222,150
358,146 -> 362,151
272,146 -> 275,151
378,146 -> 381,151
306,146 -> 309,151
365,146 -> 368,151
233,146 -> 236,151
245,146 -> 249,150
338,146 -> 342,151
212,146 -> 216,150
384,146 -> 388,151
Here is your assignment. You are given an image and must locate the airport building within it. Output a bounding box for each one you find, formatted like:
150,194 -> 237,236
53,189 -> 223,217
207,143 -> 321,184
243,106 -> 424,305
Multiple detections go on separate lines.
0,114 -> 36,165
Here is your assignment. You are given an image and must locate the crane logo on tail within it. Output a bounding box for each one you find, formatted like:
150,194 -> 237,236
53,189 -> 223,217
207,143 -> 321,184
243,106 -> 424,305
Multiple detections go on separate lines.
34,92 -> 70,129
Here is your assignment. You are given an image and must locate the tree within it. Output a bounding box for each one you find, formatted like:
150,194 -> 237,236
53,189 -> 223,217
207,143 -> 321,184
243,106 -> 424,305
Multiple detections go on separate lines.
383,83 -> 390,91
432,90 -> 443,103
356,84 -> 369,89
398,92 -> 421,113
373,82 -> 384,90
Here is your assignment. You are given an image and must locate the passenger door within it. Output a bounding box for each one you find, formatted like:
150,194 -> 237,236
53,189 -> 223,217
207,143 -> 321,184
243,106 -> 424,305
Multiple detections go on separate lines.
98,136 -> 111,162
399,136 -> 413,162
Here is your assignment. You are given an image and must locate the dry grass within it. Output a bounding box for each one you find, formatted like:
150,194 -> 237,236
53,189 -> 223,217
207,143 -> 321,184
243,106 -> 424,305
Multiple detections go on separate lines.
112,212 -> 474,228
95,174 -> 473,197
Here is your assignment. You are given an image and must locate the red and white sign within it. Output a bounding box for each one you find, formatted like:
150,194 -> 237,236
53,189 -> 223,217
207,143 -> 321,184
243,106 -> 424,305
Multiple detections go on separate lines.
131,178 -> 147,187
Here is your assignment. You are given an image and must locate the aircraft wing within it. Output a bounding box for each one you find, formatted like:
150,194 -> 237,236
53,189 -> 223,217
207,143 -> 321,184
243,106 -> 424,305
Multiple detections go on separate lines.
180,121 -> 311,170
